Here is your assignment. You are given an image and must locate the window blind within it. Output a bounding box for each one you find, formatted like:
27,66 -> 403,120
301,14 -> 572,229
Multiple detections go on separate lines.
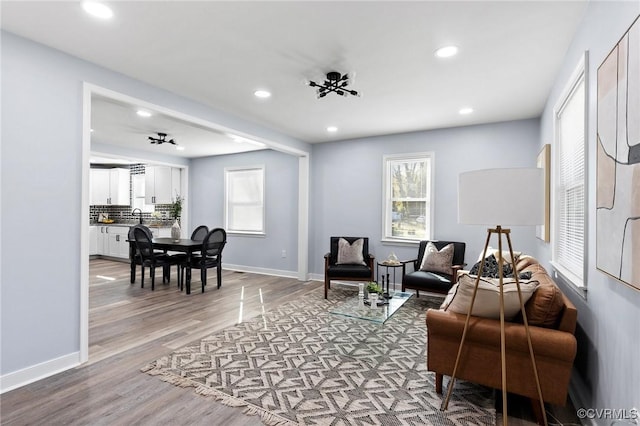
554,77 -> 585,282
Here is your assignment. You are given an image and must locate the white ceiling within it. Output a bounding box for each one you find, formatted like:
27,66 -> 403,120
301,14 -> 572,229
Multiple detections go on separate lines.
1,1 -> 587,156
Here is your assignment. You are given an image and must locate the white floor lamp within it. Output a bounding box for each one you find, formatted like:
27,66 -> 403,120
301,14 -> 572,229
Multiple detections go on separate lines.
441,168 -> 547,426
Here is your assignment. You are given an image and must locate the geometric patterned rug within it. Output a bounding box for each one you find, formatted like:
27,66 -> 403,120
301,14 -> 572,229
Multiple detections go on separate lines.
142,287 -> 495,425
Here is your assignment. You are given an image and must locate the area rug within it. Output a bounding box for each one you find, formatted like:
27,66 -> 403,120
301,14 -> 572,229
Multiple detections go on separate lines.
142,288 -> 495,425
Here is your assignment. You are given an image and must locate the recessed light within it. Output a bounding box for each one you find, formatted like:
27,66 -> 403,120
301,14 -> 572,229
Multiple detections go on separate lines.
136,110 -> 152,117
176,146 -> 185,151
254,90 -> 271,99
90,128 -> 94,132
82,1 -> 113,19
459,107 -> 474,115
435,45 -> 458,58
327,126 -> 338,133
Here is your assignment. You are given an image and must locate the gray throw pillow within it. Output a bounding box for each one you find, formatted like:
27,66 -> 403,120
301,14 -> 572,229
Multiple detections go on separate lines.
336,238 -> 366,265
419,242 -> 454,274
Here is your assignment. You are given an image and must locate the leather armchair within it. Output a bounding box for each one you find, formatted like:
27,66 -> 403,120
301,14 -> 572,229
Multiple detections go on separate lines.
401,240 -> 466,296
324,236 -> 374,299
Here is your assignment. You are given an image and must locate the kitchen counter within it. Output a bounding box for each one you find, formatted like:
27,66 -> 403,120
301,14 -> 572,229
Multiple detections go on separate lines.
90,223 -> 172,228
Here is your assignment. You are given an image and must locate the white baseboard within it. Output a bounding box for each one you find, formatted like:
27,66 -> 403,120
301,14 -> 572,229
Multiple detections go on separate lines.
568,373 -> 594,426
1,352 -> 81,394
222,264 -> 299,280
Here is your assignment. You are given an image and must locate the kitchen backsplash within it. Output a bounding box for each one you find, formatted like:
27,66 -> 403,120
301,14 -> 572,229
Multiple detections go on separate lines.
89,163 -> 175,225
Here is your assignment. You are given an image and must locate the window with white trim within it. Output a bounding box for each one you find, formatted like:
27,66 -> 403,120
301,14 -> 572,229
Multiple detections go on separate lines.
225,166 -> 265,234
383,153 -> 434,242
552,55 -> 586,289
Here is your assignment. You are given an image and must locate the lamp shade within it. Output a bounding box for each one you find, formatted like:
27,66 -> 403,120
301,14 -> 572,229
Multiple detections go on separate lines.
458,168 -> 544,226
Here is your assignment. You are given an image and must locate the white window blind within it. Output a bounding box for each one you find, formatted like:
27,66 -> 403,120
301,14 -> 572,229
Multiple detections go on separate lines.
553,69 -> 586,285
225,167 -> 265,234
382,153 -> 433,242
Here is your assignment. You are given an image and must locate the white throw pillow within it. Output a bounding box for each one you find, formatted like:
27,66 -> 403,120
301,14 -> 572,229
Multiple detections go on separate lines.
441,273 -> 538,320
336,238 -> 366,265
420,242 -> 454,274
476,246 -> 522,265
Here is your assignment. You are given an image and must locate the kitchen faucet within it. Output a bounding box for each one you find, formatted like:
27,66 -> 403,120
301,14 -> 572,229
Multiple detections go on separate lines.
131,208 -> 143,224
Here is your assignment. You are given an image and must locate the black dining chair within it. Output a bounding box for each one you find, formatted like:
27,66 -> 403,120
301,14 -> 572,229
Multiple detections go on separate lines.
181,228 -> 227,294
128,224 -> 162,284
174,225 -> 210,288
132,227 -> 179,290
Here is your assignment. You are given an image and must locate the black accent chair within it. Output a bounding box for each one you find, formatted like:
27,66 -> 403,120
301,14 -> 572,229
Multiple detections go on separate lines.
324,236 -> 375,299
181,228 -> 227,294
401,240 -> 466,297
132,227 -> 179,290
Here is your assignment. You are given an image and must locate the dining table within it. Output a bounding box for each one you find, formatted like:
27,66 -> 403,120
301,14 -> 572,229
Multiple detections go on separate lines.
129,237 -> 204,294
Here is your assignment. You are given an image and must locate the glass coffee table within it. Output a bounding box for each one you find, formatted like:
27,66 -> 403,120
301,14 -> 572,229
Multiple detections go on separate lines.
329,291 -> 413,324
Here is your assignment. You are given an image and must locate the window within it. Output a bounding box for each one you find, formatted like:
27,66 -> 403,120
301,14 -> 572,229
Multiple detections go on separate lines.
383,153 -> 434,242
552,55 -> 587,289
225,166 -> 265,234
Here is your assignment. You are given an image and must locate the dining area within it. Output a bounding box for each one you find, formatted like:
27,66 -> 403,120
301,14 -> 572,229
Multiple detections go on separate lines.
128,225 -> 227,295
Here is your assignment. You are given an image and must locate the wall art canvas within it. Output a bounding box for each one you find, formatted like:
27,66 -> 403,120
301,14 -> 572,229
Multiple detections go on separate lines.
596,16 -> 640,291
536,144 -> 550,242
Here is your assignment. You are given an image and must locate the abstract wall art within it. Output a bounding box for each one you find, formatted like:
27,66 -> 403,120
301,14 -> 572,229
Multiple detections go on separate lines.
596,15 -> 640,291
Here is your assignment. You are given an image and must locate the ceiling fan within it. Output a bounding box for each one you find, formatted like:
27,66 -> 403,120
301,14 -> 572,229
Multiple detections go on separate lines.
148,132 -> 176,145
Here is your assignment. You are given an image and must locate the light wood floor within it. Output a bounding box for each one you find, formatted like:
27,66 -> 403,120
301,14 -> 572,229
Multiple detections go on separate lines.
1,259 -> 579,425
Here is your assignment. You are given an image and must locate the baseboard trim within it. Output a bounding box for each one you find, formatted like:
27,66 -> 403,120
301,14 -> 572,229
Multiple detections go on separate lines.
568,372 -> 594,426
1,352 -> 81,394
222,264 -> 299,280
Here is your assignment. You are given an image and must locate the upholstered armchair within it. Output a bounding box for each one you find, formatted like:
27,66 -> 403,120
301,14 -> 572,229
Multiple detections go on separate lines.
401,240 -> 466,296
324,237 -> 375,299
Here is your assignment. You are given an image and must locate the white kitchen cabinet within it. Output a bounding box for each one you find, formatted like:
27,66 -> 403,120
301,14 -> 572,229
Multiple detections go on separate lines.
96,226 -> 109,254
90,168 -> 130,205
145,166 -> 181,204
89,226 -> 98,255
107,226 -> 130,259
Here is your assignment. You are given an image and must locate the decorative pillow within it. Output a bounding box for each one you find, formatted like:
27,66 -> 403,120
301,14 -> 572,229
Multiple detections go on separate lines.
419,242 -> 454,274
336,238 -> 366,265
469,254 -> 532,280
523,282 -> 565,328
441,273 -> 539,320
477,247 -> 521,264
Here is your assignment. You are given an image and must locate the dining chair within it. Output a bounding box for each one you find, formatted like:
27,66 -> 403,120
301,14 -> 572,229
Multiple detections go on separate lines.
132,227 -> 179,290
174,225 -> 209,289
182,228 -> 227,294
128,224 -> 162,284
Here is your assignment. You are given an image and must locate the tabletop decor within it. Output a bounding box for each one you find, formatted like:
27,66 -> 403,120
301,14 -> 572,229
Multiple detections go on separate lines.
170,194 -> 183,241
142,288 -> 495,425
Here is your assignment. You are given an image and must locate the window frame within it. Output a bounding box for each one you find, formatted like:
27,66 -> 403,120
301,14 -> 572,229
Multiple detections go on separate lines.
224,165 -> 266,236
550,52 -> 588,293
381,152 -> 435,244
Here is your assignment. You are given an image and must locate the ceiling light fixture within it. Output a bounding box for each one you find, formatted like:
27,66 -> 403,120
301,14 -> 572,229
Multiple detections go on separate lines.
254,90 -> 271,98
136,110 -> 152,117
459,107 -> 474,115
308,71 -> 359,98
327,126 -> 338,133
148,132 -> 176,145
435,45 -> 459,58
176,146 -> 185,151
81,1 -> 113,19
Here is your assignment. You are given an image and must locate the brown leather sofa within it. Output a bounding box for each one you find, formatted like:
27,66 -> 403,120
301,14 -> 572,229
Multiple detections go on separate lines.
426,256 -> 577,419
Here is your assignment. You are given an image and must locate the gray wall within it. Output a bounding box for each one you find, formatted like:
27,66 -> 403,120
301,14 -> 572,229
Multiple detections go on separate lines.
309,119 -> 541,278
536,1 -> 640,417
190,150 -> 299,274
0,32 -> 307,377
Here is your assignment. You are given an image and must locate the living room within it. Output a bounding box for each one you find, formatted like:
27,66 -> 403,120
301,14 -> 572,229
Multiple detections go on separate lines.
1,1 -> 639,425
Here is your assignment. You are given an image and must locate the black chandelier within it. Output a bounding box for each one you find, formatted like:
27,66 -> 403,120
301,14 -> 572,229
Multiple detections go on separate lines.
307,71 -> 359,98
148,132 -> 176,145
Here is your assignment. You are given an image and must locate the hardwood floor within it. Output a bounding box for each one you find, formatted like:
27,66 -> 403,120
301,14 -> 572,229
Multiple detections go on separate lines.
1,259 -> 580,425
